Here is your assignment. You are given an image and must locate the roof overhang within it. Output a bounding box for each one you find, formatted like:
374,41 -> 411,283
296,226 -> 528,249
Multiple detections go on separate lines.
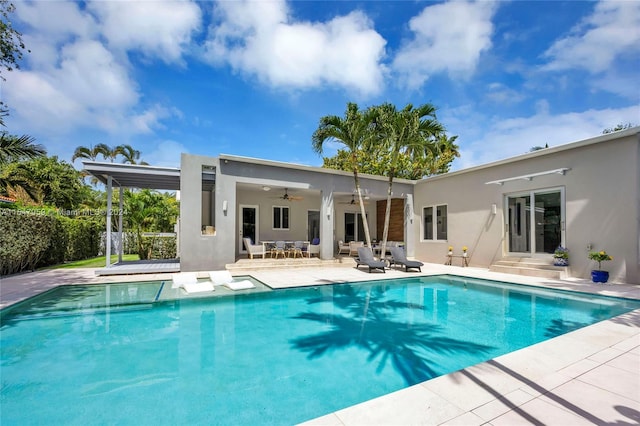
82,161 -> 181,190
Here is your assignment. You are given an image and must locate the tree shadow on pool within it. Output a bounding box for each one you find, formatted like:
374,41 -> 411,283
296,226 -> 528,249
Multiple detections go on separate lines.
290,285 -> 494,386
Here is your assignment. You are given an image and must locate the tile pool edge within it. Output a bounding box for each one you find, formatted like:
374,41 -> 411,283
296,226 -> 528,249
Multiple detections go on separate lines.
301,307 -> 640,425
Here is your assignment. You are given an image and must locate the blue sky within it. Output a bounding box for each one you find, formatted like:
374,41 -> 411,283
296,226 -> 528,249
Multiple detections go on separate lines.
3,0 -> 639,172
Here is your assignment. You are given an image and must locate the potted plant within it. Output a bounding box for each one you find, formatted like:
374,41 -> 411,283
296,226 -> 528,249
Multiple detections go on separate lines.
462,246 -> 468,257
588,250 -> 613,283
553,246 -> 569,266
448,246 -> 453,256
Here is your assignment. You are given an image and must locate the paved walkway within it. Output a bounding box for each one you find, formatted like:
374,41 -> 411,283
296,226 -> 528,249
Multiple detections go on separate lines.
1,264 -> 638,425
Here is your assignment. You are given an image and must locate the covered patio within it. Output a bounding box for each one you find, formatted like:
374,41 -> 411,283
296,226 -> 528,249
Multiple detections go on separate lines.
83,161 -> 181,275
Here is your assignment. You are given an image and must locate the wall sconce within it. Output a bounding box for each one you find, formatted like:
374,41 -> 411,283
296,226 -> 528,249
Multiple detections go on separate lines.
327,212 -> 331,220
222,200 -> 228,215
491,203 -> 497,215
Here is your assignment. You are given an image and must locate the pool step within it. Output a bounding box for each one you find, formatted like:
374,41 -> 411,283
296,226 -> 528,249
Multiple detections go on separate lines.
489,257 -> 567,279
226,256 -> 356,272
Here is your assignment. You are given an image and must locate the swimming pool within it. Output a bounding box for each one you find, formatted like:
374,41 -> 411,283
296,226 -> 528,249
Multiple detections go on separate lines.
1,275 -> 638,425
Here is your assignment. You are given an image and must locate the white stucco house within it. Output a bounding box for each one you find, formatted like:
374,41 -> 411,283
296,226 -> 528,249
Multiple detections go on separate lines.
85,126 -> 640,284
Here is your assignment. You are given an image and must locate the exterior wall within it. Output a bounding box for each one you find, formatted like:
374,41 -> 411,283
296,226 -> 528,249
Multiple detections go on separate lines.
412,130 -> 640,284
180,154 -> 236,272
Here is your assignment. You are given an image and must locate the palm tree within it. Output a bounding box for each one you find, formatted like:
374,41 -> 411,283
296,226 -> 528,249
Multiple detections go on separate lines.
115,144 -> 147,164
373,103 -> 444,258
0,132 -> 46,199
0,132 -> 46,165
312,102 -> 375,249
71,143 -> 113,163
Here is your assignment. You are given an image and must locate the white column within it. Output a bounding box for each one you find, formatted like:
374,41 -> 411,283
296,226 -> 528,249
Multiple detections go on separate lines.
106,176 -> 112,268
320,190 -> 334,259
118,186 -> 124,263
404,194 -> 416,257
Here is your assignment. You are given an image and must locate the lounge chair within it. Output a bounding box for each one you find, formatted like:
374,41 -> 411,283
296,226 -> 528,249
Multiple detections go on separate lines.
390,247 -> 424,272
208,270 -> 255,291
338,240 -> 350,255
243,238 -> 266,259
172,272 -> 215,293
355,247 -> 386,273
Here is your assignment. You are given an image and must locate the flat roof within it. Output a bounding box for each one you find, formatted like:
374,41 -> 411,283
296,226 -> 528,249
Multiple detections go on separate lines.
82,161 -> 181,190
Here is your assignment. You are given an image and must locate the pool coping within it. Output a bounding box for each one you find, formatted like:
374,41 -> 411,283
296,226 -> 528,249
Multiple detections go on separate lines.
1,264 -> 638,424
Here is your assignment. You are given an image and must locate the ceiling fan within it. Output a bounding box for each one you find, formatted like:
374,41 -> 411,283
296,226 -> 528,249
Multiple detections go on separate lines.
276,188 -> 303,201
340,194 -> 368,205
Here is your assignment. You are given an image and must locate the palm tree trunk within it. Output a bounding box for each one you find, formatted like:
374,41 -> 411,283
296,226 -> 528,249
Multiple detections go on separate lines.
380,175 -> 394,261
353,171 -> 373,249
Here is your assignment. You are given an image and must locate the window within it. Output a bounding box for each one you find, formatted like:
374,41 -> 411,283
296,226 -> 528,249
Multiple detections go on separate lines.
201,165 -> 216,235
273,206 -> 289,230
423,205 -> 447,240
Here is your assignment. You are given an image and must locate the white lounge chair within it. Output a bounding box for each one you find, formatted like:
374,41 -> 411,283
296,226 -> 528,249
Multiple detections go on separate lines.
243,238 -> 266,259
172,272 -> 215,293
307,238 -> 320,258
208,270 -> 256,291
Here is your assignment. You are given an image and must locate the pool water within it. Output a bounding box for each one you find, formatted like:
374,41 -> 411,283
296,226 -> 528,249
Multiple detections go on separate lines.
1,275 -> 638,425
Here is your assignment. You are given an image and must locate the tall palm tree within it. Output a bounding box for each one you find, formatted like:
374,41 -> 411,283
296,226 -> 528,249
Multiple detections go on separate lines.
115,144 -> 147,164
71,143 -> 112,163
0,132 -> 46,165
312,102 -> 376,249
373,103 -> 444,258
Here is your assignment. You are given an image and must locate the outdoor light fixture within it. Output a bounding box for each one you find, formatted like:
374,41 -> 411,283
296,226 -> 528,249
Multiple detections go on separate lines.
491,203 -> 497,215
262,186 -> 271,191
222,200 -> 228,214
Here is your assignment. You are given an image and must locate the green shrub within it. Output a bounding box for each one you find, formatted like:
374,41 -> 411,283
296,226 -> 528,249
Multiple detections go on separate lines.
0,208 -> 102,276
0,209 -> 56,275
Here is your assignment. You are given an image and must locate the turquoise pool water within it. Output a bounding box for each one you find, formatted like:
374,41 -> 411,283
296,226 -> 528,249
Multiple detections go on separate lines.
1,275 -> 638,425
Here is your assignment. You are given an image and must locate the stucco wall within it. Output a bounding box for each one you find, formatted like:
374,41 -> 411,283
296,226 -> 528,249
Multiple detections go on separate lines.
413,131 -> 639,284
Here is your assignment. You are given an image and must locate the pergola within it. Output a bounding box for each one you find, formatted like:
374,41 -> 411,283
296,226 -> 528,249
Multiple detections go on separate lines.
82,161 -> 181,268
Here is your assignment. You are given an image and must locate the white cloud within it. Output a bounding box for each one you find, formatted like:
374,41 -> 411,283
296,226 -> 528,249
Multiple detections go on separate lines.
204,0 -> 386,96
543,0 -> 640,73
392,1 -> 498,89
450,105 -> 640,170
87,0 -> 202,64
4,40 -> 139,133
7,0 -> 199,138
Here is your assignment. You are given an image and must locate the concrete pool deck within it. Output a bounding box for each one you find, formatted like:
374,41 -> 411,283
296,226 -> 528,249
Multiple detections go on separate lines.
1,263 -> 638,425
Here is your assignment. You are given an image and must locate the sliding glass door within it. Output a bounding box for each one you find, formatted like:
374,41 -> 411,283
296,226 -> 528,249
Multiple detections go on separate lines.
506,188 -> 564,256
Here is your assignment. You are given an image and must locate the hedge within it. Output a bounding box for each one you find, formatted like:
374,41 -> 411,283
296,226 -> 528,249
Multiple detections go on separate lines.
0,208 -> 102,276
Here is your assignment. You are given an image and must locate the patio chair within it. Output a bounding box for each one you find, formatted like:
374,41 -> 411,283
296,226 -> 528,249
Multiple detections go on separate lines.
355,247 -> 386,273
338,240 -> 350,255
172,272 -> 215,293
272,240 -> 287,258
389,247 -> 424,272
290,240 -> 304,258
349,241 -> 364,256
243,238 -> 266,259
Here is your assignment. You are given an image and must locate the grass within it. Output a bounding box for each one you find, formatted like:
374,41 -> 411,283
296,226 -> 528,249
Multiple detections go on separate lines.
46,254 -> 140,269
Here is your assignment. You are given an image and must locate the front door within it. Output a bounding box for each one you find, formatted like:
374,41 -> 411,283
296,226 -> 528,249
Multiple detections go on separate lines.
239,205 -> 259,253
506,188 -> 564,256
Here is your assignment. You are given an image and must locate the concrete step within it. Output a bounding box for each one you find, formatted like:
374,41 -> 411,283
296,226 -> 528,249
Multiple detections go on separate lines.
489,257 -> 567,279
226,256 -> 356,272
